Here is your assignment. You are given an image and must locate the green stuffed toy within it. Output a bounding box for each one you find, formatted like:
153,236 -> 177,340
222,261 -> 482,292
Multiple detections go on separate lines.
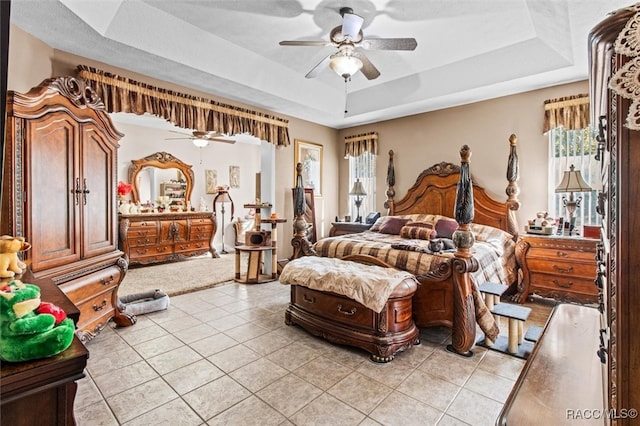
0,280 -> 75,362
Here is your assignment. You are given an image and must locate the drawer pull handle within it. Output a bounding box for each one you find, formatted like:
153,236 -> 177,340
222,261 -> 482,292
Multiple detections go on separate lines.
552,265 -> 573,273
556,251 -> 568,257
337,304 -> 356,316
99,275 -> 114,285
552,279 -> 574,289
93,300 -> 107,311
303,294 -> 315,303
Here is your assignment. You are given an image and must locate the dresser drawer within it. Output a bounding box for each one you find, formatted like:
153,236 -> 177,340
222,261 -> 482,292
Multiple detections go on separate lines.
129,244 -> 172,259
59,266 -> 121,304
190,217 -> 213,225
127,227 -> 158,239
527,246 -> 595,263
174,240 -> 211,254
528,272 -> 597,297
292,286 -> 376,331
525,258 -> 596,279
75,287 -> 117,334
127,220 -> 158,229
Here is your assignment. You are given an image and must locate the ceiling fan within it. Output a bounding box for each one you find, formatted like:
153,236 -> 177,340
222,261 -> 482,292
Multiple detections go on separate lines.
279,6 -> 417,81
165,130 -> 236,147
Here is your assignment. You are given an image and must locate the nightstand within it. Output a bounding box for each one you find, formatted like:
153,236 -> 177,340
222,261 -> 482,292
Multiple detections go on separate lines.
512,234 -> 598,304
329,222 -> 372,236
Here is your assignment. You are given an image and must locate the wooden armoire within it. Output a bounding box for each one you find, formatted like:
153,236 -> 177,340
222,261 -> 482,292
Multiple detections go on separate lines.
1,76 -> 135,340
590,6 -> 640,424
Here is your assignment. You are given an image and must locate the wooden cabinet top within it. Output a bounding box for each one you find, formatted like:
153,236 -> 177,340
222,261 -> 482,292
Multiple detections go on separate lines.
119,211 -> 214,220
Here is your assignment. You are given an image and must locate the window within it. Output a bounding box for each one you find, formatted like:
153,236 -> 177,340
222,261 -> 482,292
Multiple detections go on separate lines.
348,151 -> 376,220
547,126 -> 601,231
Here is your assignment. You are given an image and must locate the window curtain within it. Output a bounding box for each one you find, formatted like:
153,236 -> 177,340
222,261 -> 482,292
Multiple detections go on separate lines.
76,65 -> 290,147
543,94 -> 590,133
344,131 -> 378,158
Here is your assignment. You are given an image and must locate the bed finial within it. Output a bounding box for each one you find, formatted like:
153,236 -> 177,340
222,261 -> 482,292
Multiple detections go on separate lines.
384,149 -> 396,215
505,134 -> 521,237
459,145 -> 471,163
453,145 -> 475,258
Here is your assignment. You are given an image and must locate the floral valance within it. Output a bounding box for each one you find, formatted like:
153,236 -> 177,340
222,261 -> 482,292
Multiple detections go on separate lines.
543,94 -> 590,133
344,131 -> 378,158
76,65 -> 290,146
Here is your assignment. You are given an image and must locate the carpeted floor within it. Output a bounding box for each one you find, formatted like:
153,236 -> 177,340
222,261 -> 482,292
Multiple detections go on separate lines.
118,254 -> 247,297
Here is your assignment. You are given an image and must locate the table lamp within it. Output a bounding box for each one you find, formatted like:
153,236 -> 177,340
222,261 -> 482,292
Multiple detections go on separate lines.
349,178 -> 367,223
214,190 -> 233,254
555,165 -> 593,236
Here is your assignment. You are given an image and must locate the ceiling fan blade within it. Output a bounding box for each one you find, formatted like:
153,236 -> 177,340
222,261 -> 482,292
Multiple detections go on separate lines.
279,40 -> 333,47
361,38 -> 417,51
305,54 -> 332,79
341,12 -> 364,41
352,51 -> 380,80
164,137 -> 193,140
209,137 -> 236,144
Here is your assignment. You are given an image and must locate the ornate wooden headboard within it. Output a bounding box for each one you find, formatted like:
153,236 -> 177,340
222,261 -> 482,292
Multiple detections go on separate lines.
385,135 -> 520,237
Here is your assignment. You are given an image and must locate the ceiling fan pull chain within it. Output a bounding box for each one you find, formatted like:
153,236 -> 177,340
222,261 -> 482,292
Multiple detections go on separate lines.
344,78 -> 349,115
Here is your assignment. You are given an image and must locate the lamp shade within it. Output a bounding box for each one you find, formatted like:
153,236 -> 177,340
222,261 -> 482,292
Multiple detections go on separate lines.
330,51 -> 363,80
349,179 -> 367,197
555,165 -> 593,193
192,138 -> 209,148
215,191 -> 232,203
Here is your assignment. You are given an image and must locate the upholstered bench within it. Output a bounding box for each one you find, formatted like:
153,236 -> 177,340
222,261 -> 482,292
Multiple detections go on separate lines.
280,255 -> 420,363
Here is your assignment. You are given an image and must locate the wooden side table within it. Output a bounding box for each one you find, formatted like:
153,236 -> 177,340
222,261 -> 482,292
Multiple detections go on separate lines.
329,222 -> 372,236
512,234 -> 598,304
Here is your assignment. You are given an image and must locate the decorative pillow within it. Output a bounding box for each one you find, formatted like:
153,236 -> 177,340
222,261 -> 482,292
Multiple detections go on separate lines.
400,223 -> 437,240
435,218 -> 459,239
378,217 -> 411,235
368,216 -> 389,232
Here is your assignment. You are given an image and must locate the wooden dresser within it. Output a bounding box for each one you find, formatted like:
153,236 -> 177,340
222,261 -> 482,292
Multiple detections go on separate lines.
1,77 -> 135,341
119,211 -> 217,265
514,234 -> 598,304
590,7 -> 640,424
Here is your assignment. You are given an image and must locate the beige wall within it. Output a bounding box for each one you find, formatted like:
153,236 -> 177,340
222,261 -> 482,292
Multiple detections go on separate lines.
8,23 -> 589,258
337,80 -> 589,230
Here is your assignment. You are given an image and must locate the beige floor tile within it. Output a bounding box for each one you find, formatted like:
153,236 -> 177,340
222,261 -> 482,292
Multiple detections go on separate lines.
106,377 -> 178,424
463,368 -> 515,403
86,346 -> 143,378
190,306 -> 233,323
92,360 -> 159,397
117,323 -> 169,346
144,306 -> 189,324
356,358 -> 416,388
207,313 -> 250,331
321,344 -> 368,370
182,375 -> 251,420
236,307 -> 278,322
208,395 -> 286,425
256,373 -> 323,417
74,399 -> 119,426
244,329 -> 293,355
289,393 -> 365,426
157,314 -> 203,334
162,358 -> 225,395
328,371 -> 393,414
369,390 -> 443,426
396,370 -> 461,412
189,332 -> 239,357
223,322 -> 270,342
476,350 -> 525,381
75,375 -> 106,409
437,414 -> 472,425
418,348 -> 480,386
122,398 -> 202,426
132,334 -> 185,359
220,299 -> 256,314
207,343 -> 262,372
171,322 -> 219,344
446,388 -> 504,426
293,356 -> 354,390
229,357 -> 289,392
266,342 -> 320,371
146,345 -> 203,375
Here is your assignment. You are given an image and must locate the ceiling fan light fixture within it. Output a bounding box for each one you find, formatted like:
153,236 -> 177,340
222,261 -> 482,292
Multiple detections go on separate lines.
192,138 -> 209,148
329,51 -> 363,80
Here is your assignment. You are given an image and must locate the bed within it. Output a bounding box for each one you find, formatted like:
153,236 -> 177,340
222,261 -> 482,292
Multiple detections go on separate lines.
286,136 -> 521,356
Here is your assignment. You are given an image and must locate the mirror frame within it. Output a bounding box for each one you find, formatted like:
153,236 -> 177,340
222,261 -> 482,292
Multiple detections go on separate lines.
128,151 -> 194,204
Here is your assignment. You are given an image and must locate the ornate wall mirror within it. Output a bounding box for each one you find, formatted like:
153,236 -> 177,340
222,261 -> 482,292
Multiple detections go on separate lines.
128,152 -> 194,206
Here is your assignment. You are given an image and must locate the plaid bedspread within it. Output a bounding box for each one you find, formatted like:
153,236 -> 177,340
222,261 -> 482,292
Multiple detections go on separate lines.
313,217 -> 517,339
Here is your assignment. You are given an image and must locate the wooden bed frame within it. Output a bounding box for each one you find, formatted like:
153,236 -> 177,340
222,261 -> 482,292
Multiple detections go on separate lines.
290,135 -> 520,356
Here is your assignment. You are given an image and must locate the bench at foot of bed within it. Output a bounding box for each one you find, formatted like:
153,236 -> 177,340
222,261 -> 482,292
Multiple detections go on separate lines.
285,280 -> 420,363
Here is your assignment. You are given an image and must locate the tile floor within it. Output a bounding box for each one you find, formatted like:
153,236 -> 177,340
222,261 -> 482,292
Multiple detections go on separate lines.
74,280 -> 552,426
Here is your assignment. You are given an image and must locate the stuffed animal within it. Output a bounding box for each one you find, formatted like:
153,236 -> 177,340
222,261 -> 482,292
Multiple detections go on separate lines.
0,280 -> 75,362
0,235 -> 31,278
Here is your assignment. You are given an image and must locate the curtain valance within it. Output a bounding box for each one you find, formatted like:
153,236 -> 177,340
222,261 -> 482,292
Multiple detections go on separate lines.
344,131 -> 378,158
76,65 -> 290,146
543,94 -> 590,133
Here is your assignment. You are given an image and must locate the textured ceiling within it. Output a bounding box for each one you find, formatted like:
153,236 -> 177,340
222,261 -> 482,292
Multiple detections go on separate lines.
9,0 -> 629,129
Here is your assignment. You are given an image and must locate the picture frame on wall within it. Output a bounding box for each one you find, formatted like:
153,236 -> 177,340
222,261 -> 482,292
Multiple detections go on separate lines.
229,165 -> 240,188
205,169 -> 217,194
294,139 -> 323,196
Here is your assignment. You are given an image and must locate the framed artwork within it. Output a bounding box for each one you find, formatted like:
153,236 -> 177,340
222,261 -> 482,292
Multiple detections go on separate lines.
229,165 -> 240,188
294,139 -> 323,196
205,169 -> 217,194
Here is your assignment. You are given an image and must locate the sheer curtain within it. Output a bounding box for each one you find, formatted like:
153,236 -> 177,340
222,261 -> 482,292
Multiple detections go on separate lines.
344,132 -> 378,220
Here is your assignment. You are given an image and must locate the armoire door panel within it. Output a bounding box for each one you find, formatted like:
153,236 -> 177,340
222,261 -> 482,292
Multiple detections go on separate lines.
26,115 -> 80,271
81,126 -> 117,258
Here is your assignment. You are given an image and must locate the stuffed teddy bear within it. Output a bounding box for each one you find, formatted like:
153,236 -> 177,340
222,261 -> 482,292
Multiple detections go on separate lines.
0,235 -> 31,278
0,280 -> 75,362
